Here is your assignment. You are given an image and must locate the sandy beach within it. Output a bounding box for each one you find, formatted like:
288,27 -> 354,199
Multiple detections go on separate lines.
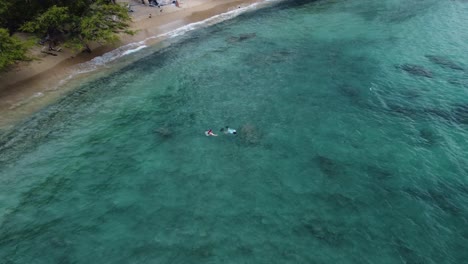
0,0 -> 265,129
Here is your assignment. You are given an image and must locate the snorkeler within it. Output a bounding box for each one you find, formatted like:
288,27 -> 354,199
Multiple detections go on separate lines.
205,129 -> 218,137
220,126 -> 237,135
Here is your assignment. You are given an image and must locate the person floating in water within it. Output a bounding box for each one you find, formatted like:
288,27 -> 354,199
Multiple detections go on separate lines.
220,126 -> 237,135
205,129 -> 218,137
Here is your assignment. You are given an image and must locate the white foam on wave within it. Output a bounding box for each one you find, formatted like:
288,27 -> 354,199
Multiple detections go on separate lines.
155,2 -> 263,38
122,45 -> 147,56
74,42 -> 148,75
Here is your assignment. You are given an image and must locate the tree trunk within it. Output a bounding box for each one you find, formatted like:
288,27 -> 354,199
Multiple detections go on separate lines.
84,43 -> 92,53
78,35 -> 92,53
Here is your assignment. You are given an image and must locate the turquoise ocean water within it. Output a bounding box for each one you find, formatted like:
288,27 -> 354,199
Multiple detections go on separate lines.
1,0 -> 468,263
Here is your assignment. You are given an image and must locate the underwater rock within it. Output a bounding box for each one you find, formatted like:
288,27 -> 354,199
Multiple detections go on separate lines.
295,218 -> 346,247
451,104 -> 468,124
403,187 -> 462,216
396,64 -> 433,78
448,78 -> 468,87
377,102 -> 468,127
238,33 -> 257,41
394,238 -> 427,264
303,224 -> 343,245
386,103 -> 419,118
386,9 -> 419,23
315,155 -> 344,177
154,126 -> 172,138
321,193 -> 362,211
247,49 -> 292,67
427,190 -> 462,215
418,128 -> 438,145
212,46 -> 229,53
422,106 -> 468,125
423,107 -> 451,121
267,50 -> 292,63
190,243 -> 216,258
364,165 -> 392,180
425,55 -> 464,71
240,124 -> 261,145
226,37 -> 239,43
226,33 -> 257,43
337,85 -> 360,98
400,89 -> 421,99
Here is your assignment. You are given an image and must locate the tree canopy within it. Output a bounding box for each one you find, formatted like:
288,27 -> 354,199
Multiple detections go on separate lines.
21,5 -> 72,37
72,2 -> 134,52
0,0 -> 133,71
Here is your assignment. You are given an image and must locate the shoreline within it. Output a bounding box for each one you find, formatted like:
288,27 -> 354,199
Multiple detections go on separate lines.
0,0 -> 269,130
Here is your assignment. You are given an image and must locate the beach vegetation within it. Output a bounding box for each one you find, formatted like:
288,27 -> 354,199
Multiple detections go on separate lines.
0,0 -> 134,71
20,6 -> 72,39
72,2 -> 135,52
0,28 -> 33,70
19,1 -> 134,53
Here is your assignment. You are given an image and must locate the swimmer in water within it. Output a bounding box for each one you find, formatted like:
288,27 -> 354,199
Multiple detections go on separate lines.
205,129 -> 218,137
220,126 -> 237,135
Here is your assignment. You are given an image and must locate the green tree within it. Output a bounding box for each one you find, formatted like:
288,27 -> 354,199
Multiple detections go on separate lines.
0,28 -> 32,71
75,2 -> 134,52
20,5 -> 71,50
20,2 -> 133,52
21,5 -> 71,36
